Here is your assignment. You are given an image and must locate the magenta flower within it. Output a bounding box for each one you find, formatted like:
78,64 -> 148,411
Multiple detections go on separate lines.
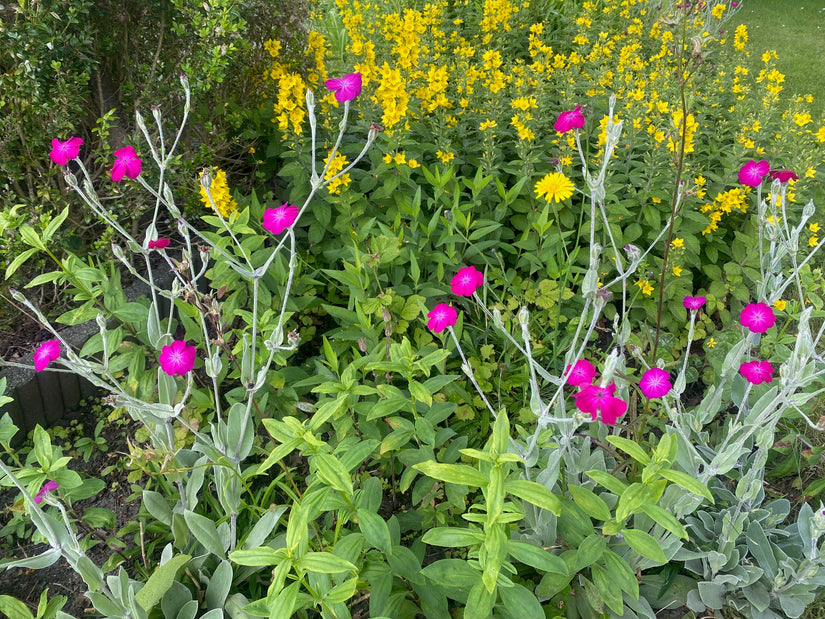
639,368 -> 672,399
738,159 -> 770,187
33,480 -> 59,505
427,303 -> 457,333
554,105 -> 585,133
683,296 -> 706,311
564,359 -> 596,386
739,360 -> 774,385
769,169 -> 798,183
574,383 -> 628,425
450,266 -> 484,297
148,238 -> 170,250
111,146 -> 142,181
325,72 -> 363,102
740,302 -> 776,333
158,340 -> 196,376
33,340 -> 61,372
49,137 -> 83,166
263,203 -> 299,235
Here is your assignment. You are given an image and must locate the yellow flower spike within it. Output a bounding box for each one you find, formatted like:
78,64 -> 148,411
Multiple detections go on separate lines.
200,168 -> 237,217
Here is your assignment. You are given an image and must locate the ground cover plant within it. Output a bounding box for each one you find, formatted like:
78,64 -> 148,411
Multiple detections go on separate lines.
2,0 -> 825,617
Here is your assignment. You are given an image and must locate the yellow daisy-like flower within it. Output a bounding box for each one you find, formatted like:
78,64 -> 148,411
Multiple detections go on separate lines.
672,265 -> 683,277
393,152 -> 407,165
436,150 -> 455,163
671,238 -> 685,249
706,337 -> 717,348
712,3 -> 726,19
479,119 -> 498,130
535,172 -> 575,203
407,158 -> 420,169
200,168 -> 237,217
810,223 -> 821,233
810,235 -> 819,248
773,299 -> 787,311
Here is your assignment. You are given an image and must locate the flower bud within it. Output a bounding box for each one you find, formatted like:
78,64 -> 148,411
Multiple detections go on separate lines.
492,307 -> 504,330
200,168 -> 213,192
63,172 -> 78,188
111,244 -> 126,261
803,200 -> 816,220
518,306 -> 530,328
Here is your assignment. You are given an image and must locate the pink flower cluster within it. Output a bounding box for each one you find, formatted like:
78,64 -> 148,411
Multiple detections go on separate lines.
49,138 -> 142,181
426,266 -> 484,333
738,159 -> 797,188
34,480 -> 59,505
324,71 -> 362,102
159,340 -> 196,376
147,238 -> 170,250
564,359 -> 632,425
33,340 -> 60,372
738,302 -> 777,384
263,203 -> 299,235
554,105 -> 585,134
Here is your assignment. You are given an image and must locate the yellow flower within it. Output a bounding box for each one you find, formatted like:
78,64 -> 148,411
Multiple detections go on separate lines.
535,173 -> 575,203
436,150 -> 455,163
480,119 -> 498,130
393,152 -> 407,165
810,235 -> 819,248
635,279 -> 654,296
794,113 -> 812,127
706,337 -> 717,348
407,158 -> 420,169
382,154 -> 393,164
733,24 -> 747,51
200,168 -> 237,217
712,3 -> 726,19
324,152 -> 351,195
671,238 -> 684,249
810,223 -> 821,233
695,175 -> 706,186
815,127 -> 825,142
773,299 -> 787,311
672,265 -> 683,277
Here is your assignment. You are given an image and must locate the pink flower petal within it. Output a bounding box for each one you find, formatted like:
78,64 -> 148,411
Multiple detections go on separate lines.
740,302 -> 776,333
159,340 -> 196,376
325,72 -> 363,102
263,203 -> 299,235
565,359 -> 596,386
33,340 -> 61,372
450,266 -> 484,297
639,368 -> 672,399
427,303 -> 457,333
49,137 -> 83,166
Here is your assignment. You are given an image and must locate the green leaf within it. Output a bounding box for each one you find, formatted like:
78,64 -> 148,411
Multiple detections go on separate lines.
507,479 -> 562,514
205,559 -> 233,610
576,534 -> 606,570
569,485 -> 612,522
293,552 -> 357,574
257,437 -> 301,475
506,540 -> 567,574
32,425 -> 53,469
183,511 -> 225,557
422,527 -> 485,548
622,528 -> 667,563
42,207 -> 69,244
18,224 -> 47,251
606,436 -> 650,465
229,547 -> 286,567
0,595 -> 35,619
640,503 -> 688,539
357,508 -> 392,553
135,554 -> 191,612
602,549 -> 639,599
313,453 -> 354,496
659,469 -> 714,503
497,583 -> 544,619
4,247 -> 40,280
414,462 -> 488,488
586,469 -> 628,495
591,562 -> 625,615
409,380 -> 433,407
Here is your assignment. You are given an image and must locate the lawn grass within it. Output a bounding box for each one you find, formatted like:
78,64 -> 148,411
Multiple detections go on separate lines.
733,0 -> 825,119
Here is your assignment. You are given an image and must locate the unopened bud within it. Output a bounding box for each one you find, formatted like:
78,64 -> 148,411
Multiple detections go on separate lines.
200,168 -> 213,192
63,172 -> 78,188
803,200 -> 816,220
623,244 -> 641,263
111,244 -> 126,261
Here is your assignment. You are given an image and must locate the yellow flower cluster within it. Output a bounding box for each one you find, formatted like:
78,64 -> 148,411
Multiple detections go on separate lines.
324,152 -> 351,195
200,168 -> 237,217
700,188 -> 748,236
